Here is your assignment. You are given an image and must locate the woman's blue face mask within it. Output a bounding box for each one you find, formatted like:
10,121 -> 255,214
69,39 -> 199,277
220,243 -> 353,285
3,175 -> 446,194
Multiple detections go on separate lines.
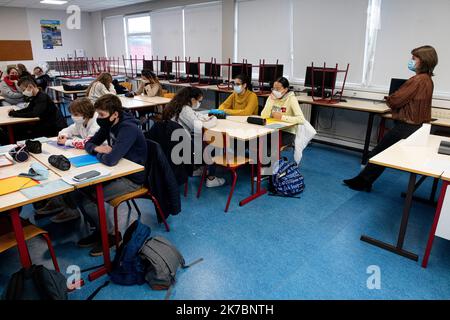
408,59 -> 417,72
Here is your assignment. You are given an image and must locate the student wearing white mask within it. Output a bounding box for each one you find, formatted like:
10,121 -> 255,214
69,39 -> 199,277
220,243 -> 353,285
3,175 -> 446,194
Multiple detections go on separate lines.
219,74 -> 258,116
261,77 -> 305,147
57,97 -> 100,149
163,87 -> 225,188
8,78 -> 67,140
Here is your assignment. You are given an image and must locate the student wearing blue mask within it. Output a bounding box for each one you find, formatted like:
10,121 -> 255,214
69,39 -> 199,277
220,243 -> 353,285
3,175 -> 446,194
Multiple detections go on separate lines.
219,74 -> 258,116
344,45 -> 438,192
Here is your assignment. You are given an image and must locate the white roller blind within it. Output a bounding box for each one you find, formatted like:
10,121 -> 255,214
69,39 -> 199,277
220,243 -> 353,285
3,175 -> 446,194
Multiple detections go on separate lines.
292,0 -> 368,85
150,8 -> 184,59
185,2 -> 222,62
236,0 -> 291,77
103,15 -> 126,58
371,0 -> 450,95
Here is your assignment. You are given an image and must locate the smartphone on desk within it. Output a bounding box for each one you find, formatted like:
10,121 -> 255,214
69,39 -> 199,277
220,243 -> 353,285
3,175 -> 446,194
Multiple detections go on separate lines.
73,170 -> 101,182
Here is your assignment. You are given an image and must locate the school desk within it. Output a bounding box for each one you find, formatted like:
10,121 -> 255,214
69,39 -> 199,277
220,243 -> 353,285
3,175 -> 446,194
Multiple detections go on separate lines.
0,159 -> 74,268
0,107 -> 39,144
360,135 -> 450,261
31,138 -> 144,281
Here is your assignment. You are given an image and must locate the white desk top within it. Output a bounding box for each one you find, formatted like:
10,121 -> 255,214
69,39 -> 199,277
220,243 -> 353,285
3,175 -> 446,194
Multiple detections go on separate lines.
369,135 -> 450,178
32,138 -> 145,189
131,95 -> 171,105
0,108 -> 39,126
226,116 -> 296,131
297,94 -> 390,114
0,159 -> 74,213
48,86 -> 87,95
208,118 -> 279,141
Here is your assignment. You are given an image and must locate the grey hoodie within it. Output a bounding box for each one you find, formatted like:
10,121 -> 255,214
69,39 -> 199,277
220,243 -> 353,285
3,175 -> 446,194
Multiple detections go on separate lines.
0,80 -> 24,105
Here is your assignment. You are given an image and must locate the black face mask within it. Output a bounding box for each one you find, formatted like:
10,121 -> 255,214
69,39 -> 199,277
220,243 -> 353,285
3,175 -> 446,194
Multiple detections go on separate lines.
97,116 -> 113,129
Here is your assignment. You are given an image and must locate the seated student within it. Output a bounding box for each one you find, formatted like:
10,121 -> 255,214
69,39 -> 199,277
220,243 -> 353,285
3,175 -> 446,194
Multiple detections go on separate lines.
162,87 -> 225,188
33,66 -> 51,92
135,70 -> 163,97
344,45 -> 438,192
0,67 -> 24,106
219,74 -> 258,116
86,72 -> 116,103
8,78 -> 67,139
17,63 -> 32,80
77,94 -> 147,256
261,77 -> 305,147
35,98 -> 100,224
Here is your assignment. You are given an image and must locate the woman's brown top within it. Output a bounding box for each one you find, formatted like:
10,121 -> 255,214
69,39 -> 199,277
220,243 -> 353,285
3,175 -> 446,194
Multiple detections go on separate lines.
386,73 -> 434,125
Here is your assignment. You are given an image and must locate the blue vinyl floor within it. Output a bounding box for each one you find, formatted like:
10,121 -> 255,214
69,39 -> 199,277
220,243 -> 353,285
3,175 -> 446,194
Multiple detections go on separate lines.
1,143 -> 449,300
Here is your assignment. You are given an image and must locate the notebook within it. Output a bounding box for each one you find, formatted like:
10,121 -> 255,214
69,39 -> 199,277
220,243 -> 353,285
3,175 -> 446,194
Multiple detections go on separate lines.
0,176 -> 40,196
47,140 -> 74,150
69,154 -> 100,167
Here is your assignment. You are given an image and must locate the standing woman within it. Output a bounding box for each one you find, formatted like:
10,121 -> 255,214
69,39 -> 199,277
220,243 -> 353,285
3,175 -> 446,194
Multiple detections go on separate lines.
344,45 -> 438,191
86,72 -> 116,103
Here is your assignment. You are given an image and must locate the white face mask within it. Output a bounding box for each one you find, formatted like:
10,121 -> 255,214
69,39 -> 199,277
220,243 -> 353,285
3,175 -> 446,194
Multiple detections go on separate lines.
192,101 -> 201,110
234,85 -> 243,94
71,116 -> 85,124
23,89 -> 33,97
272,90 -> 283,99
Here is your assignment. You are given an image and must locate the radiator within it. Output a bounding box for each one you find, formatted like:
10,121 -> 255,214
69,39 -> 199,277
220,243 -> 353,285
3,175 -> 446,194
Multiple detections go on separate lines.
299,103 -> 312,122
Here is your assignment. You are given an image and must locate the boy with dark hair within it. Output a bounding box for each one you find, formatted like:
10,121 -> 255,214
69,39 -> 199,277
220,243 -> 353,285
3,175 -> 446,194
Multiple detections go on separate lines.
8,78 -> 67,140
78,94 -> 148,256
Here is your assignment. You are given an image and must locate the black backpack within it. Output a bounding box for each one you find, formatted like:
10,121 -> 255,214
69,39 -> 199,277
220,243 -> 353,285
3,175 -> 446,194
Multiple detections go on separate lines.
3,265 -> 68,300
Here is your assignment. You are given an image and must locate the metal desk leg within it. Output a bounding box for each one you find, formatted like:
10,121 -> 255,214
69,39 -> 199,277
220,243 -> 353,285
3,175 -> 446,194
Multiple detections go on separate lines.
88,183 -> 112,281
362,113 -> 375,165
361,173 -> 419,261
7,124 -> 15,144
422,181 -> 449,268
10,208 -> 32,268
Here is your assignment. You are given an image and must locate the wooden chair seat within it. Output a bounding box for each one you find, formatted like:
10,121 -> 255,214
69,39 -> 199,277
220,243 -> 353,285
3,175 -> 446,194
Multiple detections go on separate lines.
109,187 -> 149,208
0,219 -> 47,254
212,155 -> 250,168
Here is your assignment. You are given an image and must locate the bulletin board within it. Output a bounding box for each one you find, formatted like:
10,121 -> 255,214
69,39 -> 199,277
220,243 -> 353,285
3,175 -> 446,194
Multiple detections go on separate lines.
0,40 -> 34,61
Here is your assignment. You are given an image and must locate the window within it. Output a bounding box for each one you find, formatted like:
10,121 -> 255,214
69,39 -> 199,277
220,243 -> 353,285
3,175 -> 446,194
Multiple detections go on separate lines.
150,8 -> 184,59
125,14 -> 152,59
103,15 -> 126,59
184,2 -> 222,62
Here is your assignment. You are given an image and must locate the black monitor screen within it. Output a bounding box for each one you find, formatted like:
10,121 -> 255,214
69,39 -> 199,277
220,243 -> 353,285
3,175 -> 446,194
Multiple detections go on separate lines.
204,63 -> 221,77
232,64 -> 252,79
143,60 -> 153,71
185,62 -> 200,76
259,64 -> 284,83
304,67 -> 337,90
160,60 -> 173,73
389,78 -> 408,95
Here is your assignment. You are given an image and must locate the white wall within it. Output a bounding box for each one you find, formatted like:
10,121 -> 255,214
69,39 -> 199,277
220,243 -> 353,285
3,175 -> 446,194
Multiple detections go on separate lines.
0,7 -> 98,73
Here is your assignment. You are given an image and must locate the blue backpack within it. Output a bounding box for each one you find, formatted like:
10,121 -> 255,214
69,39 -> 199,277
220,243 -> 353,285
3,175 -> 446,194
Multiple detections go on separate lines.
109,220 -> 152,286
269,157 -> 305,198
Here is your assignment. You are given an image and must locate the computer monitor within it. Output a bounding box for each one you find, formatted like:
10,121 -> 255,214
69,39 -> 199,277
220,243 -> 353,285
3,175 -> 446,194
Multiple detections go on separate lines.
259,64 -> 284,84
304,66 -> 337,90
185,62 -> 200,76
232,63 -> 252,79
160,60 -> 173,73
389,78 -> 408,95
204,62 -> 221,78
143,60 -> 154,71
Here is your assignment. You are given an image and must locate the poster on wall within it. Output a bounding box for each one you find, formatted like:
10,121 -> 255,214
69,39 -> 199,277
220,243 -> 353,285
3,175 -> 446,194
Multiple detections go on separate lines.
40,20 -> 63,49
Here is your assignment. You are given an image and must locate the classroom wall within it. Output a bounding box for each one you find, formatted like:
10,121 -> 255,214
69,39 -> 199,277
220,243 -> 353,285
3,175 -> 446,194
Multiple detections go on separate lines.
0,7 -> 99,72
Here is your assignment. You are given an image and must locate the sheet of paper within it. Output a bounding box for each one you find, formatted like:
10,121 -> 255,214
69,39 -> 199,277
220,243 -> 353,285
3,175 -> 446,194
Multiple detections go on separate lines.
20,179 -> 72,199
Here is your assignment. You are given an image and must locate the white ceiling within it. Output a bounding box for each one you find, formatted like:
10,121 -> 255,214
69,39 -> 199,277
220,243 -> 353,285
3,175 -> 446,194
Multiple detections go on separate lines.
0,0 -> 153,12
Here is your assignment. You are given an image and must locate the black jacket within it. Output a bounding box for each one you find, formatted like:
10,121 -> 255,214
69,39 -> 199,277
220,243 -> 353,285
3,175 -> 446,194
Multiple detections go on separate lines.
9,91 -> 67,138
146,139 -> 181,220
146,120 -> 193,186
34,74 -> 51,91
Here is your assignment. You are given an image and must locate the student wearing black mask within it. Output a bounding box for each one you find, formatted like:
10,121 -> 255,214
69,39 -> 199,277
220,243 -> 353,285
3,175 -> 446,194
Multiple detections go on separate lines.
78,94 -> 147,256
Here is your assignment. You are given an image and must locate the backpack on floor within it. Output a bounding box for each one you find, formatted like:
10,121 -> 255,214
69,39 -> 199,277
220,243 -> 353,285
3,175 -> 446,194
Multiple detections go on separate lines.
2,265 -> 68,300
139,236 -> 203,298
269,157 -> 305,198
109,220 -> 152,286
